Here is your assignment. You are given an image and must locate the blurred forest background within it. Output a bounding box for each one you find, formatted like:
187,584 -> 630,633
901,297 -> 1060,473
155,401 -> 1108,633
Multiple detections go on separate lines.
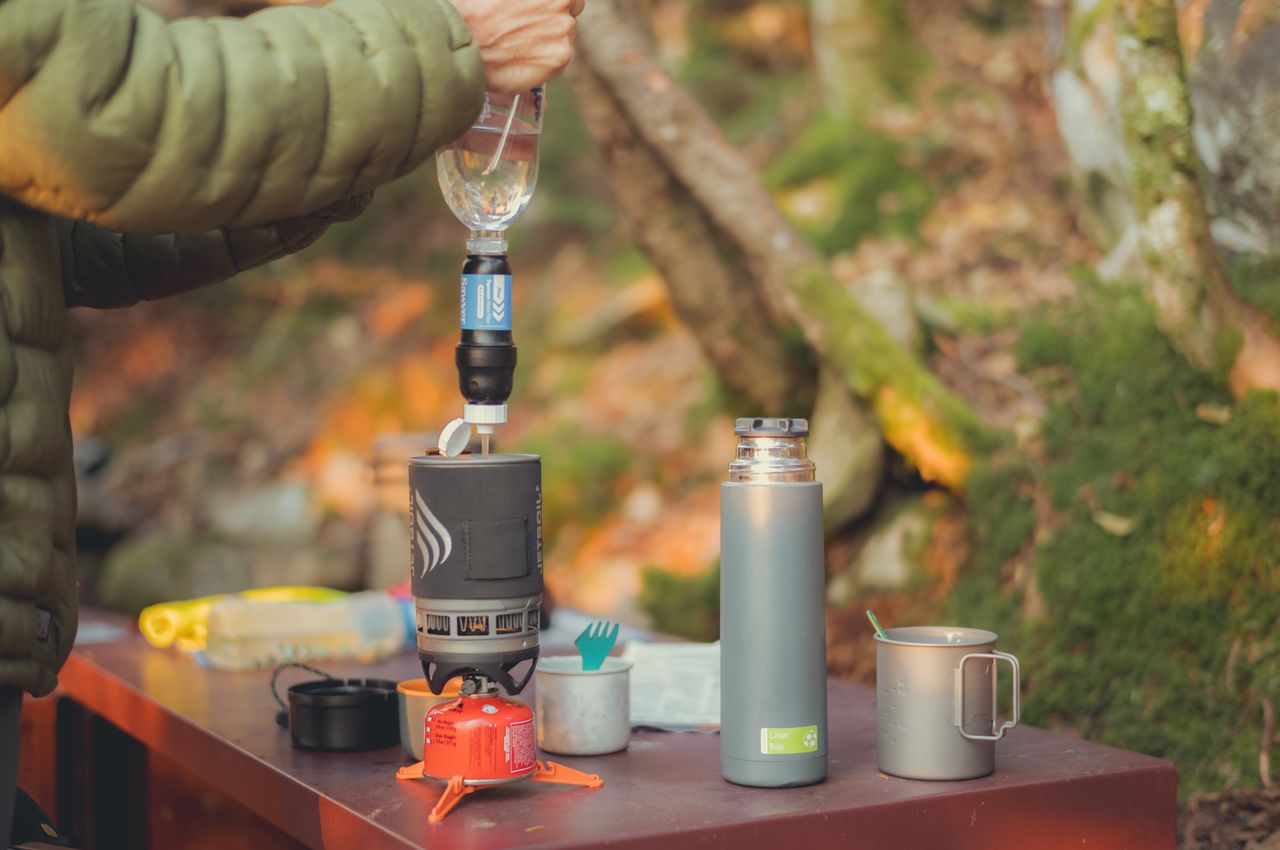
83,0 -> 1280,838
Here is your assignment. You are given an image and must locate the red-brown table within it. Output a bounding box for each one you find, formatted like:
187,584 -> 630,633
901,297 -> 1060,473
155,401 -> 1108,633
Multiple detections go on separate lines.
28,611 -> 1176,849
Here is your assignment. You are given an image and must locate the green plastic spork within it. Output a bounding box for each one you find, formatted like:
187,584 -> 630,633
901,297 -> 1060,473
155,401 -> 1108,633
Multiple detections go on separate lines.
574,621 -> 620,671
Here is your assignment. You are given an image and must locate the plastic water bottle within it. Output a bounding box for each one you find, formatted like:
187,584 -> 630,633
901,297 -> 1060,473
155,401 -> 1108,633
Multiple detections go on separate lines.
204,591 -> 406,670
436,88 -> 543,234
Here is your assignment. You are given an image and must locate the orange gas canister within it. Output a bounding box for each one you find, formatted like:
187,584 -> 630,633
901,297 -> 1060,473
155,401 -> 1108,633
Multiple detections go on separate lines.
422,694 -> 538,782
399,688 -> 602,823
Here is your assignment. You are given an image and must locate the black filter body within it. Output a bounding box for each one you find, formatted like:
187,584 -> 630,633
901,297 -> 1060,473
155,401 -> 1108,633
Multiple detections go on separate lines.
457,253 -> 517,405
409,454 -> 543,694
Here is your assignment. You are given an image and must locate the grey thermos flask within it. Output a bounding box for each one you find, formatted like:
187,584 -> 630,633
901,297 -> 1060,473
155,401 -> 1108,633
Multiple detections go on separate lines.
720,417 -> 827,787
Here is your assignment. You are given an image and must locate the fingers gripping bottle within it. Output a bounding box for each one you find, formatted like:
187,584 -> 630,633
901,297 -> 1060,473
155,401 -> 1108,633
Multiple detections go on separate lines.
720,418 -> 827,787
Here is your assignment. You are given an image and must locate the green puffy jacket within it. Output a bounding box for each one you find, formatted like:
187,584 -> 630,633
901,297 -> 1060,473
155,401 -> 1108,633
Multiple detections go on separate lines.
0,0 -> 485,695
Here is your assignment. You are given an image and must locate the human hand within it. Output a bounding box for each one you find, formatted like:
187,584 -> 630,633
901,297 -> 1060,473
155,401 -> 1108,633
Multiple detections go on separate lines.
450,0 -> 582,93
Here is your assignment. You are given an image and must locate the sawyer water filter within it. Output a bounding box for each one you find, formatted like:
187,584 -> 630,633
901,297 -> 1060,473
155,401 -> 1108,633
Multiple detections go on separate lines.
437,88 -> 544,446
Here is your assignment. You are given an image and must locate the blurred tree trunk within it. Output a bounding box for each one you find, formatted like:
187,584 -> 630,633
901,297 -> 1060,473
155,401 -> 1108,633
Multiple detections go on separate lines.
809,0 -> 920,116
569,64 -> 811,415
570,1 -> 994,491
1064,0 -> 1280,394
571,63 -> 886,521
1114,0 -> 1280,395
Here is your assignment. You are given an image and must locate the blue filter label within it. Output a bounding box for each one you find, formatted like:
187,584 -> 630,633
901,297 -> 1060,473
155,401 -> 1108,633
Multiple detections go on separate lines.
460,274 -> 513,330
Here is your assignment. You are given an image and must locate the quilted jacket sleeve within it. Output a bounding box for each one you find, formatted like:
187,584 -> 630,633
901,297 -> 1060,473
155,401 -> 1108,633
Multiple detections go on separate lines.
0,0 -> 484,234
56,194 -> 371,308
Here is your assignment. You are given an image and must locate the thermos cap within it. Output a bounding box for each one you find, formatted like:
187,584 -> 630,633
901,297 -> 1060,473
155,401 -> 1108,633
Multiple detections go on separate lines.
734,417 -> 809,437
728,418 -> 814,483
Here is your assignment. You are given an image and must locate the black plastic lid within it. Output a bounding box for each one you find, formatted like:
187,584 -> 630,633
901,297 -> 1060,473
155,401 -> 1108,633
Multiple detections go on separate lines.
286,678 -> 398,752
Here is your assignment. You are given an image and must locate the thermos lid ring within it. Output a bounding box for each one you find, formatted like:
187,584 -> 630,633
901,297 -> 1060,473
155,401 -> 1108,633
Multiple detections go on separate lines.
734,417 -> 809,437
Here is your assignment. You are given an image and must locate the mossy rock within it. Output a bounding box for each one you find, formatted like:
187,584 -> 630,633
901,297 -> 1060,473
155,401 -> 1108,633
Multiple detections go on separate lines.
827,494 -> 953,609
810,370 -> 885,532
639,562 -> 720,643
950,279 -> 1280,798
98,527 -> 366,617
98,532 -> 253,617
767,117 -> 933,257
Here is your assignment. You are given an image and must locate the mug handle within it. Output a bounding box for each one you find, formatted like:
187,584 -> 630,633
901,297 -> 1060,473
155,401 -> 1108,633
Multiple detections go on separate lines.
955,651 -> 1020,741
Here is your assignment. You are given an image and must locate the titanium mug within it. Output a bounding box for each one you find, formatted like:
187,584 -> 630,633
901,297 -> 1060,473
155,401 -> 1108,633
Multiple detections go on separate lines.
534,656 -> 633,756
875,626 -> 1020,780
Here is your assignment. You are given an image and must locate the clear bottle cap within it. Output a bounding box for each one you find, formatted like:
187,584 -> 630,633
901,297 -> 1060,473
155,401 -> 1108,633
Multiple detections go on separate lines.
466,233 -> 509,255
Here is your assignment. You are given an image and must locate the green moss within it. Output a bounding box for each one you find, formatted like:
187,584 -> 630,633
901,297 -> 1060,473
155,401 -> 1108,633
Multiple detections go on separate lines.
514,425 -> 631,544
945,457 -> 1035,631
788,259 -> 1001,486
1227,255 -> 1280,324
1213,326 -> 1245,384
676,1 -> 811,146
917,297 -> 1015,337
952,280 -> 1280,798
849,0 -> 929,101
1062,0 -> 1116,74
603,245 -> 655,286
766,117 -> 933,256
639,563 -> 720,642
1118,1 -> 1200,214
1015,313 -> 1071,371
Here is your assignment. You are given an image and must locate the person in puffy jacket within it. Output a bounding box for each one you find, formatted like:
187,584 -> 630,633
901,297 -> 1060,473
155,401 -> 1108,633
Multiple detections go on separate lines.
0,0 -> 581,839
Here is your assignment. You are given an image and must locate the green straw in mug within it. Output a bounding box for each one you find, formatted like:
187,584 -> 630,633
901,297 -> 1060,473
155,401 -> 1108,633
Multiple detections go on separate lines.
866,610 -> 888,639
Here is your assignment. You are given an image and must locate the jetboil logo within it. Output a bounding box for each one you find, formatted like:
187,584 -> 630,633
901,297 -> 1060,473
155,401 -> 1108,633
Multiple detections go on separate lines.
415,492 -> 453,575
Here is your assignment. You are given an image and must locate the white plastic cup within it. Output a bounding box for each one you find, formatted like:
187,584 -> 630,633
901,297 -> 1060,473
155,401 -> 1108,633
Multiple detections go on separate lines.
534,656 -> 633,755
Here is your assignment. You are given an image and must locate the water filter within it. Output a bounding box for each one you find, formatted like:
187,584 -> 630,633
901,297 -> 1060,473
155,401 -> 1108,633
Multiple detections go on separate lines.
720,417 -> 827,787
437,88 -> 544,439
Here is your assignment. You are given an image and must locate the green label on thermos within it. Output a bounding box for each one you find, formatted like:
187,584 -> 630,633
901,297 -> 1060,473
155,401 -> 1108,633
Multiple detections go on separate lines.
759,724 -> 819,755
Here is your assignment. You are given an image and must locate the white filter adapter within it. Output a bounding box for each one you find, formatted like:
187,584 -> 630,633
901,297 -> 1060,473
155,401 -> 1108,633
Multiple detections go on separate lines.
464,403 -> 508,429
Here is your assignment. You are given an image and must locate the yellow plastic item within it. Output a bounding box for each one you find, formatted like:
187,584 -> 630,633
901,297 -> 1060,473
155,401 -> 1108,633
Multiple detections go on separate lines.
138,587 -> 346,650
